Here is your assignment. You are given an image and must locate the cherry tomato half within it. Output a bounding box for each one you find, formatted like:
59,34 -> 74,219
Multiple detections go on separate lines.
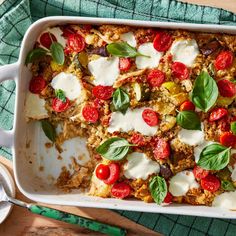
214,51 -> 234,71
103,163 -> 120,185
217,79 -> 236,98
171,62 -> 189,80
129,133 -> 146,147
39,32 -> 57,49
163,192 -> 173,204
29,76 -> 46,94
82,105 -> 99,123
179,100 -> 195,111
95,164 -> 110,180
111,182 -> 131,199
65,34 -> 85,54
147,69 -> 166,87
209,108 -> 228,122
220,132 -> 236,147
52,97 -> 70,112
193,166 -> 209,180
153,32 -> 173,52
142,109 -> 159,126
153,138 -> 170,160
92,85 -> 114,100
119,58 -> 132,72
201,174 -> 220,192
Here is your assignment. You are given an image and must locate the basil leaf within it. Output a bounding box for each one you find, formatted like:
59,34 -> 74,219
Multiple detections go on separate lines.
191,71 -> 218,112
197,144 -> 231,170
96,137 -> 132,161
112,88 -> 130,114
221,180 -> 235,191
25,48 -> 47,65
50,42 -> 65,65
176,111 -> 201,130
106,42 -> 148,58
55,89 -> 66,103
41,120 -> 56,142
149,176 -> 167,205
231,121 -> 236,135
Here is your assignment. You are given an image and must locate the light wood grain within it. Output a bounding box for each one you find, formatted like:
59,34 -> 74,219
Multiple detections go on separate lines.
179,0 -> 236,13
0,157 -> 159,236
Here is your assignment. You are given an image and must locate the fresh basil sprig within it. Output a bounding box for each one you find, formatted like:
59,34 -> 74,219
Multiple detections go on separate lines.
41,120 -> 56,142
112,88 -> 130,114
149,176 -> 167,205
25,48 -> 47,65
176,111 -> 201,130
96,137 -> 133,161
221,180 -> 235,191
191,71 -> 218,112
50,42 -> 65,65
106,42 -> 148,58
197,144 -> 231,170
231,121 -> 236,135
55,89 -> 66,103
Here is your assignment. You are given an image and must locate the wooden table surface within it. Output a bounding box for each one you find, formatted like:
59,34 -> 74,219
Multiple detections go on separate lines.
1,1 -> 236,236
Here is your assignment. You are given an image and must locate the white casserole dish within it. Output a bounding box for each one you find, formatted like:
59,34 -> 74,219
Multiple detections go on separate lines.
1,16 -> 236,219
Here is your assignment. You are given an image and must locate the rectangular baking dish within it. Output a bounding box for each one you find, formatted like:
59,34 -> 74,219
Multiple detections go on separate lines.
1,16 -> 236,219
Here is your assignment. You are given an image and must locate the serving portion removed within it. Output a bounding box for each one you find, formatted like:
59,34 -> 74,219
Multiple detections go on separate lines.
24,23 -> 236,209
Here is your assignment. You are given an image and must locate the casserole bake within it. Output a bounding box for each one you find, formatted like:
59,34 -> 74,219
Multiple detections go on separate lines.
1,16 -> 236,218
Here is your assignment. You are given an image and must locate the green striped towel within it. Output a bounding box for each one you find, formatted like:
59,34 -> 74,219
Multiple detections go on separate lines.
0,0 -> 236,235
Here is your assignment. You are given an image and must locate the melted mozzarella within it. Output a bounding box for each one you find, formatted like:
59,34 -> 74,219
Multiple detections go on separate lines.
169,170 -> 199,197
25,93 -> 49,120
178,124 -> 204,146
194,140 -> 214,163
213,191 -> 236,210
108,107 -> 158,136
39,27 -> 66,47
51,72 -> 82,101
135,43 -> 163,69
124,152 -> 160,180
170,39 -> 199,67
88,57 -> 120,86
120,32 -> 137,47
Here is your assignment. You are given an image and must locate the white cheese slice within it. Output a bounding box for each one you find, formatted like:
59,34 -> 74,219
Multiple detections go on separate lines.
108,107 -> 158,136
88,57 -> 120,86
124,152 -> 160,180
120,32 -> 137,47
194,140 -> 214,163
25,93 -> 49,120
213,191 -> 236,210
178,123 -> 204,146
170,39 -> 199,67
51,72 -> 83,101
135,42 -> 163,69
38,27 -> 66,48
169,170 -> 199,197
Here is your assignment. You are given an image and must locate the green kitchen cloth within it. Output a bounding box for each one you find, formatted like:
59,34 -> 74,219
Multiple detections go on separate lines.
1,0 -> 236,235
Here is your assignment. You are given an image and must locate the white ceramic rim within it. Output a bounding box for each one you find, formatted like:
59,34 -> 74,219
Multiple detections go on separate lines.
1,16 -> 236,219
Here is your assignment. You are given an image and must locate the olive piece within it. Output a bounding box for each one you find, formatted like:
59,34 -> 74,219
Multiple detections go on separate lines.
200,40 -> 221,56
160,164 -> 173,180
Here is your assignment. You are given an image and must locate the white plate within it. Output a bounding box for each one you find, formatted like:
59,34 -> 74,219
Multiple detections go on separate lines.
0,16 -> 236,219
0,163 -> 15,224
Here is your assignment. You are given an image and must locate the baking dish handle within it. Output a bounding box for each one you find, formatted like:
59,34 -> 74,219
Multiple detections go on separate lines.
0,62 -> 19,147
